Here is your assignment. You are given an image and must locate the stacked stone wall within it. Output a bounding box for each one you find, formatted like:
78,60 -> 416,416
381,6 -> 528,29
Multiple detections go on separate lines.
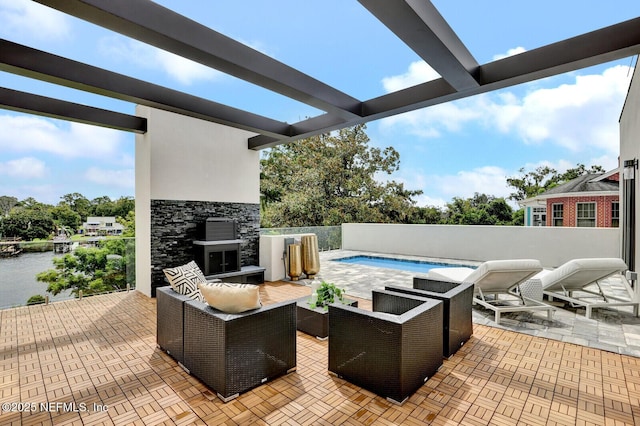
150,199 -> 260,295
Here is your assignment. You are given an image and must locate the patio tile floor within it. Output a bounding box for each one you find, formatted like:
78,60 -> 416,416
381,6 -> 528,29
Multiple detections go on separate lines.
313,250 -> 640,358
1,282 -> 640,425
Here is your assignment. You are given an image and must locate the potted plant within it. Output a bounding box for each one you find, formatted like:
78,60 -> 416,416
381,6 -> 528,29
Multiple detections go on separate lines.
308,281 -> 345,310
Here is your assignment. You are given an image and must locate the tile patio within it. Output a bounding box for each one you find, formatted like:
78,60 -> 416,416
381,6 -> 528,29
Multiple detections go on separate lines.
1,282 -> 640,425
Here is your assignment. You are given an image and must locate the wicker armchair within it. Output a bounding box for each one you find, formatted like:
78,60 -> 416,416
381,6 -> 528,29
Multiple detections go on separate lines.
156,286 -> 191,365
183,298 -> 297,402
328,290 -> 443,404
386,278 -> 474,358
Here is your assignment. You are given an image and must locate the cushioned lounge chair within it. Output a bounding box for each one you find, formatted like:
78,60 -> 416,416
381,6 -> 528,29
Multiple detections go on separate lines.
539,258 -> 639,319
428,259 -> 554,325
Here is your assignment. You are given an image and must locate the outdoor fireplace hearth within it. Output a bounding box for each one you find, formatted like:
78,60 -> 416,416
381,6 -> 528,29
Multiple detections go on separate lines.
193,218 -> 242,275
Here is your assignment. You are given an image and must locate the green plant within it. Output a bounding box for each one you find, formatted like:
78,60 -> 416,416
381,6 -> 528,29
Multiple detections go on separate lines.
26,295 -> 46,305
309,281 -> 345,310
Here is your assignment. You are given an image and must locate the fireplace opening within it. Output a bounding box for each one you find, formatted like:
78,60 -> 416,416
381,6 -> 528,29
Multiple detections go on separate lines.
193,218 -> 242,275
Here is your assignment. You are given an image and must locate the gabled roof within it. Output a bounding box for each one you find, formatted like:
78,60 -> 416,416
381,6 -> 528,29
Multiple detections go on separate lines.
520,171 -> 619,206
541,172 -> 619,196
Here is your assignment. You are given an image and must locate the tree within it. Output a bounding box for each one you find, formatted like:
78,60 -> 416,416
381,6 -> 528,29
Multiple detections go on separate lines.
260,125 -> 422,227
444,193 -> 515,225
506,163 -> 605,202
0,196 -> 18,216
59,193 -> 92,220
117,210 -> 135,237
37,239 -> 129,296
51,205 -> 82,231
0,206 -> 55,240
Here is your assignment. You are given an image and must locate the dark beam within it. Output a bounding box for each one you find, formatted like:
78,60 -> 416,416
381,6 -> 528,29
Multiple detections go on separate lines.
0,40 -> 291,139
250,17 -> 640,149
33,0 -> 363,120
358,0 -> 479,91
0,87 -> 147,133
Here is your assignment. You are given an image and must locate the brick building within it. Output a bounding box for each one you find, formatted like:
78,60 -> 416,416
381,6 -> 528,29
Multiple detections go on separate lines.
520,169 -> 620,227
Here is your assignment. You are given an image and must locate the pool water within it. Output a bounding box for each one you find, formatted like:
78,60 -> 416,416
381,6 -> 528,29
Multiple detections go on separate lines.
333,255 -> 472,274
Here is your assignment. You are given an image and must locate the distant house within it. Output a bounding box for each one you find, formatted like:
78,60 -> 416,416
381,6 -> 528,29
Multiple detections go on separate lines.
520,169 -> 619,228
82,216 -> 125,236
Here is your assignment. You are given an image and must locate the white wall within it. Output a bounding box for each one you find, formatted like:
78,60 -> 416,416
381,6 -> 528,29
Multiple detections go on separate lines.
620,64 -> 640,272
342,223 -> 620,268
260,234 -> 313,281
135,106 -> 259,296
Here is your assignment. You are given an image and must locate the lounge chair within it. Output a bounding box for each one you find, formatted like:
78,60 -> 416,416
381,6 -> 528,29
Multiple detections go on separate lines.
428,259 -> 554,324
539,258 -> 639,319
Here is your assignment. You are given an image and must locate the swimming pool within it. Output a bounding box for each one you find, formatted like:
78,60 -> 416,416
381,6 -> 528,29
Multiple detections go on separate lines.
332,255 -> 473,274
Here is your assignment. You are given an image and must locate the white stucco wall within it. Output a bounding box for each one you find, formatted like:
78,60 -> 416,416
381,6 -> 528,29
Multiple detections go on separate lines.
135,106 -> 259,296
342,223 -> 620,268
620,64 -> 640,272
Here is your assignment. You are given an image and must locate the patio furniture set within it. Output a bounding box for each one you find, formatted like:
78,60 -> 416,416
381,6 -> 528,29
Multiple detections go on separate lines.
156,260 -> 475,405
156,256 -> 639,405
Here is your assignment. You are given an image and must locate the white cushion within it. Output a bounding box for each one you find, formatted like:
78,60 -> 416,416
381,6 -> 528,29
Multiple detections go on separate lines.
199,282 -> 262,314
163,261 -> 207,301
428,267 -> 475,283
538,258 -> 627,291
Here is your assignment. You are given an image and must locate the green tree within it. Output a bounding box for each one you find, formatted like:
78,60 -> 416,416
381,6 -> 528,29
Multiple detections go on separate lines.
92,196 -> 115,216
260,125 -> 422,227
59,193 -> 92,220
506,163 -> 605,202
51,205 -> 81,231
444,193 -> 514,225
37,239 -> 129,296
409,206 -> 445,224
0,195 -> 18,216
0,206 -> 55,240
117,210 -> 135,237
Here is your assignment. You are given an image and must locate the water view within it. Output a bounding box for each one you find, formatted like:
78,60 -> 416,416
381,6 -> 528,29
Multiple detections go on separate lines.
0,252 -> 73,309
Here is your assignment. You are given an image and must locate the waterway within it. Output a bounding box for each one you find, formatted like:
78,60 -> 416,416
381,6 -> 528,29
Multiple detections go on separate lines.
0,252 -> 74,309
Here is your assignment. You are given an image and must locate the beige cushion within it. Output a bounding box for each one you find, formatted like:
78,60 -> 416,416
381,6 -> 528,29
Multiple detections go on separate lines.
198,282 -> 262,314
163,261 -> 207,301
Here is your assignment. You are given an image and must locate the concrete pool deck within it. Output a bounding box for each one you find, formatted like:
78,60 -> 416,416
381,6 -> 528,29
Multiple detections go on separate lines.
289,249 -> 640,357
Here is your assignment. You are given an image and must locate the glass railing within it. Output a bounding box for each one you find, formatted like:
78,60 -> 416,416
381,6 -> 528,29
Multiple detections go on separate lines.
0,237 -> 135,310
260,226 -> 341,251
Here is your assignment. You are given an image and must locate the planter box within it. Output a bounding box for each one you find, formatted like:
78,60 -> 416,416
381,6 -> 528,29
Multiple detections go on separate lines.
295,296 -> 357,339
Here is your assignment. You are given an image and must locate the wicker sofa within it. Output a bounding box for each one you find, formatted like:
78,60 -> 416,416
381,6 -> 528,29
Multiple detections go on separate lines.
386,278 -> 474,358
156,286 -> 297,402
328,290 -> 443,404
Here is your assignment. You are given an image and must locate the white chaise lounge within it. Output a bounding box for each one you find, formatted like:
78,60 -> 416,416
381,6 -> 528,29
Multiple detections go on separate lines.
428,259 -> 554,325
538,258 -> 639,319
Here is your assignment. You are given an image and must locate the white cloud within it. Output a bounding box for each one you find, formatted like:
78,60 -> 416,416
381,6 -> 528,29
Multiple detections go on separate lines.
433,166 -> 511,199
0,157 -> 47,178
380,64 -> 632,154
492,46 -> 527,61
0,0 -> 70,41
381,99 -> 483,138
0,114 -> 127,159
84,167 -> 134,189
381,61 -> 441,92
99,36 -> 222,85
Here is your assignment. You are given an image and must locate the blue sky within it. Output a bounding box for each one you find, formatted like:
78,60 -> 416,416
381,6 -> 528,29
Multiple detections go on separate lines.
1,0 -> 639,207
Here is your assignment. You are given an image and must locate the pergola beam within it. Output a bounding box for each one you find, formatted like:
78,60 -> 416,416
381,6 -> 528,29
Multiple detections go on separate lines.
33,0 -> 364,120
0,40 -> 292,139
250,17 -> 640,149
0,87 -> 147,133
358,0 -> 479,91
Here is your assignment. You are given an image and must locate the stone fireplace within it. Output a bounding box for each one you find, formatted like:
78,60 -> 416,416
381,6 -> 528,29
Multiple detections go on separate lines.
193,218 -> 242,275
